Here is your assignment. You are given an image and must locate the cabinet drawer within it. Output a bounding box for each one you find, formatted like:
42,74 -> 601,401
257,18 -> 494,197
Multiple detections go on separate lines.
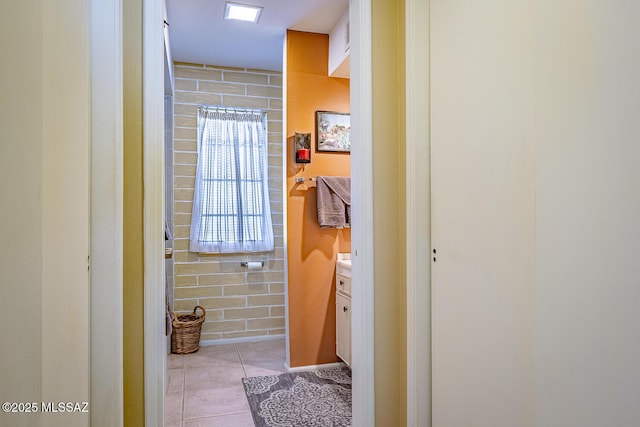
336,264 -> 351,278
336,274 -> 351,295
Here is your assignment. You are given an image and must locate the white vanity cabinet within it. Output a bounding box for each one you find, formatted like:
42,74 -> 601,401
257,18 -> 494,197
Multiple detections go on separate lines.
336,258 -> 351,367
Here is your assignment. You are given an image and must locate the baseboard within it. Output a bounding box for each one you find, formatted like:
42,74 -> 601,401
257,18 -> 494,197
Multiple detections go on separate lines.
285,361 -> 347,373
199,334 -> 285,347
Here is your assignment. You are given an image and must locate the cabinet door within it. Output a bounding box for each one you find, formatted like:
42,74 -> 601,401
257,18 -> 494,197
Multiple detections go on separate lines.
336,292 -> 351,366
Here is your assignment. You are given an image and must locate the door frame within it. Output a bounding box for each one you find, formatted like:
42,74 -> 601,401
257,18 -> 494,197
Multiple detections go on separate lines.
90,0 -> 433,424
140,0 -> 378,426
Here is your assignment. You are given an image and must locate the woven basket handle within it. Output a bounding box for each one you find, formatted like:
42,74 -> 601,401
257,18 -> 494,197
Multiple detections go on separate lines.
193,305 -> 206,319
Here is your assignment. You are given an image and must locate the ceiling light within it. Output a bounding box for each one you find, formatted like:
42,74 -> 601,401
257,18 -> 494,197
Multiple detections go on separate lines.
224,2 -> 263,24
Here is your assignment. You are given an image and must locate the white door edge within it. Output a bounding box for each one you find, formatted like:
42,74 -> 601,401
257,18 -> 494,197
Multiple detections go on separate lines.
350,0 -> 376,426
90,0 -> 124,425
143,0 -> 167,425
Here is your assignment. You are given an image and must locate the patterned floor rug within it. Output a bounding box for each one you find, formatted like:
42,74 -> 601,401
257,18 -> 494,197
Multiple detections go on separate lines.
242,367 -> 352,427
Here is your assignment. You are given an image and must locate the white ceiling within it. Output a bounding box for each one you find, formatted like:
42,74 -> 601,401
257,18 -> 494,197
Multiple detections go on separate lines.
166,0 -> 349,72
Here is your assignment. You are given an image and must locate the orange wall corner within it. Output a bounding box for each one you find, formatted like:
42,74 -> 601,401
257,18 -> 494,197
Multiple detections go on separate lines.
286,30 -> 351,367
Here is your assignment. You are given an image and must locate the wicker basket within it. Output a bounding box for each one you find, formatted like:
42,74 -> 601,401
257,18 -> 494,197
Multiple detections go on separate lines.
171,305 -> 206,354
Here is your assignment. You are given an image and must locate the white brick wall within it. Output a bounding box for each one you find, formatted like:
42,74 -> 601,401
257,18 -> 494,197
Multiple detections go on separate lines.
172,63 -> 285,341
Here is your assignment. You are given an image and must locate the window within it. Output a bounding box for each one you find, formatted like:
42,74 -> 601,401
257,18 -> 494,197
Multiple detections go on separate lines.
189,107 -> 274,253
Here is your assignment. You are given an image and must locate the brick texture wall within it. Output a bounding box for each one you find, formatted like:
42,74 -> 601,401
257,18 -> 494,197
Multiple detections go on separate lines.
172,62 -> 285,341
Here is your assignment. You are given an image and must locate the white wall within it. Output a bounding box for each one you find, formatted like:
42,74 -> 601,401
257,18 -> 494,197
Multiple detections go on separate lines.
430,1 -> 640,426
41,3 -> 91,422
0,1 -> 91,426
430,0 -> 536,425
0,3 -> 44,425
431,0 -> 640,427
534,1 -> 640,425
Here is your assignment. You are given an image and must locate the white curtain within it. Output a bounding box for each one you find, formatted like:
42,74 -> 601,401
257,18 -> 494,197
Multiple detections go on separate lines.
190,107 -> 274,253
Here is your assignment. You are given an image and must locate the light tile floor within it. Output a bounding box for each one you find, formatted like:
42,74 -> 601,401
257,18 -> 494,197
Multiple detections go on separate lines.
165,339 -> 286,427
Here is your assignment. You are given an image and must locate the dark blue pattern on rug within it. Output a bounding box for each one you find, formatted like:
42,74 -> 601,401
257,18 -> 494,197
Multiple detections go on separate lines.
242,367 -> 352,427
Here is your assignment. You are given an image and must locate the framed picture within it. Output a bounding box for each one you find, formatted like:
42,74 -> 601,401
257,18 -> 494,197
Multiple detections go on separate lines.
316,111 -> 351,152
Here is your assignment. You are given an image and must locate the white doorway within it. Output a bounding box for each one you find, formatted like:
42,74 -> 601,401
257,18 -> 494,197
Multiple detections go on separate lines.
144,1 -> 377,426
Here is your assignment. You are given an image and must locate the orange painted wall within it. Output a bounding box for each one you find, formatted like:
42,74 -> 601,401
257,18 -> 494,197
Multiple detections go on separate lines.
286,30 -> 350,367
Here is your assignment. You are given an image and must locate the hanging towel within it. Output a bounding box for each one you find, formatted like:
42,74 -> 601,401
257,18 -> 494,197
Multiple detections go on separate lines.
316,176 -> 351,228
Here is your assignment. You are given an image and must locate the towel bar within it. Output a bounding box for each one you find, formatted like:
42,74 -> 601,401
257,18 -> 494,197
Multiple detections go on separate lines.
295,177 -> 316,183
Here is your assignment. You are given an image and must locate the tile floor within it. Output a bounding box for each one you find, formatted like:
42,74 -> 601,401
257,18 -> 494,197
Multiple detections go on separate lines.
165,338 -> 286,427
